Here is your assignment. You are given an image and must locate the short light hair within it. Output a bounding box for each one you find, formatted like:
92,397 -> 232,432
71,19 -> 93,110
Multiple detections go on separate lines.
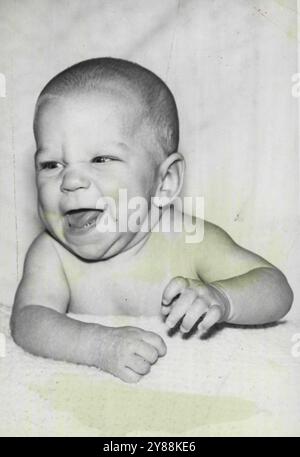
35,57 -> 179,156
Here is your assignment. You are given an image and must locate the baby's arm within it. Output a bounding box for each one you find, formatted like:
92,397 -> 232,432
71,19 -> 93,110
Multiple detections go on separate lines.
162,220 -> 293,332
11,233 -> 166,382
195,222 -> 293,325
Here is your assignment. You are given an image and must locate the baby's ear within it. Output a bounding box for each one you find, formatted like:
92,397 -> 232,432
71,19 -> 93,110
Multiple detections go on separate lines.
154,152 -> 185,208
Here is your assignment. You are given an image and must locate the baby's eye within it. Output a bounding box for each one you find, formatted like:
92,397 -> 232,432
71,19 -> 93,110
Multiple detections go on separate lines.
38,161 -> 63,171
91,156 -> 114,164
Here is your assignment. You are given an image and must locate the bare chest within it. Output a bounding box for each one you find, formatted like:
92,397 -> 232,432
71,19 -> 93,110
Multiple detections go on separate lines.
65,258 -> 175,316
59,236 -> 198,316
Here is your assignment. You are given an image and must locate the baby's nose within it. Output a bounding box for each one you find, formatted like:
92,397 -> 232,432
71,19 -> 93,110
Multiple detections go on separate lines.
60,167 -> 91,192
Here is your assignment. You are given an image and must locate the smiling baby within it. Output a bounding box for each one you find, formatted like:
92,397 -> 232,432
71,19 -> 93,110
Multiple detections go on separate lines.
10,58 -> 293,383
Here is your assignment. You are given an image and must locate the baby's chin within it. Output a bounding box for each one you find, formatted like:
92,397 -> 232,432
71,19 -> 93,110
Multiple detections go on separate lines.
67,244 -> 109,261
59,232 -> 133,262
43,219 -> 120,261
61,236 -> 121,261
46,219 -> 145,261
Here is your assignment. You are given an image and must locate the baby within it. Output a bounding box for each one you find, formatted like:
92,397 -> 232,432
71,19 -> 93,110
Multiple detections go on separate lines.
10,58 -> 293,383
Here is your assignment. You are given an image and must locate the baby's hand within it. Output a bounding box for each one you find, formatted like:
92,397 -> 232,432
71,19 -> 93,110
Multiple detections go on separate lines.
99,326 -> 167,383
162,277 -> 229,336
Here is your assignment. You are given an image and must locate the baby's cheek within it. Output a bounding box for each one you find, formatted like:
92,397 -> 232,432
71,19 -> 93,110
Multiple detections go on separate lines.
37,181 -> 58,207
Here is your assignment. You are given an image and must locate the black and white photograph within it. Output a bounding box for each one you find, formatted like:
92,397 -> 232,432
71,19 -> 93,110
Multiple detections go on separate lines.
0,0 -> 299,438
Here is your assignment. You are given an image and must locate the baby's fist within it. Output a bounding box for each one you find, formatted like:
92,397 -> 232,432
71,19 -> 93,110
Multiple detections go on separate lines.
162,276 -> 229,336
99,326 -> 167,383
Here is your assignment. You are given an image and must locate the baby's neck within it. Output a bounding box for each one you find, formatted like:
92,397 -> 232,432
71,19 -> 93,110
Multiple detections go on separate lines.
105,206 -> 169,263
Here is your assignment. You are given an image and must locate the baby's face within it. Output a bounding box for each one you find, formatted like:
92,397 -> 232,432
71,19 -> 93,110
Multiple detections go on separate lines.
34,90 -> 160,260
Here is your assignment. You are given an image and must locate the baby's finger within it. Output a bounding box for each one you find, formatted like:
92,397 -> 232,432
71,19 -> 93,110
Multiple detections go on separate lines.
180,297 -> 208,333
197,305 -> 222,336
134,340 -> 159,364
121,367 -> 143,383
162,276 -> 189,308
126,354 -> 151,375
141,331 -> 167,357
165,288 -> 196,329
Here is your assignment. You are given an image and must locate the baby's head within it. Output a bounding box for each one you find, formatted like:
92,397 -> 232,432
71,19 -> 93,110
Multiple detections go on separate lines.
34,58 -> 184,260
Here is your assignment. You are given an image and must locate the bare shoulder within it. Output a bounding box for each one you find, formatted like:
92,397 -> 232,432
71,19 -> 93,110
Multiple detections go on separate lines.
25,230 -> 59,259
202,219 -> 236,249
180,215 -> 274,282
170,210 -> 226,247
14,231 -> 70,313
21,231 -> 64,275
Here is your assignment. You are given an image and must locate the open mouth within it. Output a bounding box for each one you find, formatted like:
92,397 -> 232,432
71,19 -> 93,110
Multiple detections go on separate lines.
65,208 -> 104,233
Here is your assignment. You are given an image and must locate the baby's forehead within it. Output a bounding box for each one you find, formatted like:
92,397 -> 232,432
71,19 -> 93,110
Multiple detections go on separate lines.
37,83 -> 146,122
35,87 -> 159,153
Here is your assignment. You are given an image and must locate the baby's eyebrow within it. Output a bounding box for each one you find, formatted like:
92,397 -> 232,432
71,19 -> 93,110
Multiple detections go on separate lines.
34,148 -> 53,161
103,141 -> 130,152
34,148 -> 45,159
94,141 -> 131,157
34,143 -> 130,162
117,141 -> 130,150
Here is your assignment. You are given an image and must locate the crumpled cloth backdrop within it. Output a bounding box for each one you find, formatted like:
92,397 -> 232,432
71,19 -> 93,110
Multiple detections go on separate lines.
0,0 -> 299,437
0,0 -> 298,305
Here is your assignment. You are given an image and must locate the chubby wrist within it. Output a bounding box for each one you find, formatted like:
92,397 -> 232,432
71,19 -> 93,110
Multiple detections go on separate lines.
79,323 -> 113,369
208,282 -> 232,322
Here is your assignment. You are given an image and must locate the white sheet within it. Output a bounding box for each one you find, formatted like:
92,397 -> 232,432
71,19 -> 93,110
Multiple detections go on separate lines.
1,304 -> 299,436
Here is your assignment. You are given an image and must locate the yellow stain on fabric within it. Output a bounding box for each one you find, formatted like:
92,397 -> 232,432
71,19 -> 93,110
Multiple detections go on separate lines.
31,373 -> 257,436
274,0 -> 297,13
273,0 -> 297,40
286,25 -> 297,40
